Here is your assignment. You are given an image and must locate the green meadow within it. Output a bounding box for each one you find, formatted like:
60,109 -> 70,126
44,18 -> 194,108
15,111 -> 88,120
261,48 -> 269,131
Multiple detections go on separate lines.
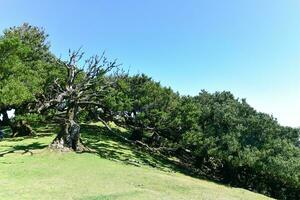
0,124 -> 272,200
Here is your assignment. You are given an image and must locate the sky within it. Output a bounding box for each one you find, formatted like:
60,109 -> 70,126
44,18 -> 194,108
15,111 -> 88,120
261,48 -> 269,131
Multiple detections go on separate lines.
0,0 -> 300,127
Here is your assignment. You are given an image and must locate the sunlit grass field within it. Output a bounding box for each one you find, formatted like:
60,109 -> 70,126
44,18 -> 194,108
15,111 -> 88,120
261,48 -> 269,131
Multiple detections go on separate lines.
0,123 -> 272,200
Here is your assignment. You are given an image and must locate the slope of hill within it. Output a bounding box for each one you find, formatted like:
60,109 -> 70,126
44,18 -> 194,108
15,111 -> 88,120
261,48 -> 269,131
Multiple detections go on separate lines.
0,124 -> 272,200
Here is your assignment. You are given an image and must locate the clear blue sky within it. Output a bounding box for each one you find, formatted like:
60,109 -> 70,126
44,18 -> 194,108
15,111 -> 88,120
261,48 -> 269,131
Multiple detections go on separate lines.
1,0 -> 300,127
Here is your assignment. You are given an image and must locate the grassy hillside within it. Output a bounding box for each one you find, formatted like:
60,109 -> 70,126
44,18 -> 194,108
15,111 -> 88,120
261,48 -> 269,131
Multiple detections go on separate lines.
0,124 -> 272,200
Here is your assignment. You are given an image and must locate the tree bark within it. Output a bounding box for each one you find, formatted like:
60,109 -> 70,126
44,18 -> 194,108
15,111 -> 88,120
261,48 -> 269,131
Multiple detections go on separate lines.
11,120 -> 35,137
50,105 -> 85,151
149,132 -> 163,147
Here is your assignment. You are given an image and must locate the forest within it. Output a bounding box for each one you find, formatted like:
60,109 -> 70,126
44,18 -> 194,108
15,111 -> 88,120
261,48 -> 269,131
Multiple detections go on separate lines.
0,24 -> 299,200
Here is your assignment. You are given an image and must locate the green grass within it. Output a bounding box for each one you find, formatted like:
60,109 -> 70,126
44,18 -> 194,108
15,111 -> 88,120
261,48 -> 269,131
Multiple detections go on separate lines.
0,123 -> 272,200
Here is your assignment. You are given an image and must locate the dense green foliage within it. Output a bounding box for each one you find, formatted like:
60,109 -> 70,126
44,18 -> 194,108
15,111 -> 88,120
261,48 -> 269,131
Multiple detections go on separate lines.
100,75 -> 300,199
102,74 -> 180,143
0,24 -> 61,107
0,23 -> 64,129
101,76 -> 300,199
182,92 -> 300,199
0,24 -> 299,199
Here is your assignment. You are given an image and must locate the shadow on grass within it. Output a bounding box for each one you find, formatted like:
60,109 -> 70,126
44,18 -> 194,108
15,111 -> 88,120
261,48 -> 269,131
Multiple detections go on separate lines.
0,123 -> 57,142
79,124 -> 214,183
80,124 -> 178,171
0,124 -> 53,158
0,142 -> 48,157
0,123 -> 206,181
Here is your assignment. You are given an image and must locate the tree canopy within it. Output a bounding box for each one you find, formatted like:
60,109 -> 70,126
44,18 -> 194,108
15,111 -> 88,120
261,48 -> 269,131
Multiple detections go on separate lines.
0,23 -> 64,134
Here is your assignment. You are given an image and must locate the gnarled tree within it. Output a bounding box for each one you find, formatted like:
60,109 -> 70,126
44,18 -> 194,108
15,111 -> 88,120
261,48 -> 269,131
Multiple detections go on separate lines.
36,49 -> 119,151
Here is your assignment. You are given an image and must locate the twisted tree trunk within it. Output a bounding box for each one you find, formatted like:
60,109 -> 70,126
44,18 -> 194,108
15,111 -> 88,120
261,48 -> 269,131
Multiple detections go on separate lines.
50,105 -> 85,151
36,50 -> 119,151
11,120 -> 35,137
